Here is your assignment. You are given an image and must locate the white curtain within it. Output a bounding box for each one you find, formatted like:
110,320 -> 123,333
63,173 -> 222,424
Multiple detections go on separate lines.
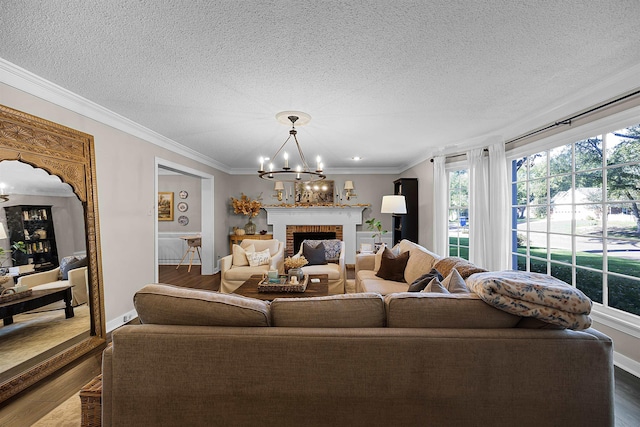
433,156 -> 449,256
488,142 -> 511,270
467,148 -> 490,268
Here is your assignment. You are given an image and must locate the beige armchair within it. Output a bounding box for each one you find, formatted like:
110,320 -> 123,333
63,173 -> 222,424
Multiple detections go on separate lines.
17,266 -> 88,308
292,240 -> 346,294
220,239 -> 285,294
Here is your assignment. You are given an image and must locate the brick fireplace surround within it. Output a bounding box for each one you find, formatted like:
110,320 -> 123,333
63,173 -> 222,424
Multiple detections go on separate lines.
263,206 -> 367,264
286,225 -> 344,256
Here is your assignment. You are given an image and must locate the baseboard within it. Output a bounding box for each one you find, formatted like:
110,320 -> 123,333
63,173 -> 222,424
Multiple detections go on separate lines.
106,308 -> 138,333
614,351 -> 640,379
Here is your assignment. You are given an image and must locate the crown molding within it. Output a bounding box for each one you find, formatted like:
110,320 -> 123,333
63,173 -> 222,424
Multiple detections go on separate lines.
0,58 -> 232,174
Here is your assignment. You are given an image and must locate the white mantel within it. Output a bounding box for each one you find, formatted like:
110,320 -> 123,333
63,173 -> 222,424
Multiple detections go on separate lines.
264,206 -> 367,264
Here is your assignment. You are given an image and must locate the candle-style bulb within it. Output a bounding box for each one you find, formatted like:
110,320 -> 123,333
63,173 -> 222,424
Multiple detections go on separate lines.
284,152 -> 289,169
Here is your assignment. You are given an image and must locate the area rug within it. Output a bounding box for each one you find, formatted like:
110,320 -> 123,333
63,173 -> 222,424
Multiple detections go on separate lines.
0,305 -> 90,383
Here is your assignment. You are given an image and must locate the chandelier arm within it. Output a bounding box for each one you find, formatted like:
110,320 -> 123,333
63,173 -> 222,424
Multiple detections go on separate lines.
270,134 -> 293,162
292,133 -> 312,171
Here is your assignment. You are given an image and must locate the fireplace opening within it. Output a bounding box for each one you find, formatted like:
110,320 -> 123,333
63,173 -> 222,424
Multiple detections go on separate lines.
293,232 -> 336,253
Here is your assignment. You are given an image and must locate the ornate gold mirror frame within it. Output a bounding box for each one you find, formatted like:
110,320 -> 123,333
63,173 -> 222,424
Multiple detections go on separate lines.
0,104 -> 105,402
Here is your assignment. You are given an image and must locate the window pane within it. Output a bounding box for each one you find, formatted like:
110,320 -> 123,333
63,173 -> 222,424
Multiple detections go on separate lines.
607,239 -> 640,279
608,275 -> 640,316
549,174 -> 571,200
575,137 -> 603,171
449,246 -> 459,257
607,165 -> 640,202
550,262 -> 572,285
550,208 -> 572,234
606,126 -> 640,166
549,144 -> 572,175
575,240 -> 603,272
528,152 -> 547,178
516,181 -> 527,205
529,178 -> 547,205
576,207 -> 602,236
527,211 -> 547,233
515,255 -> 527,271
528,232 -> 547,254
549,234 -> 572,262
575,171 -> 602,202
606,204 -> 640,242
528,257 -> 548,274
515,157 -> 528,182
577,268 -> 602,303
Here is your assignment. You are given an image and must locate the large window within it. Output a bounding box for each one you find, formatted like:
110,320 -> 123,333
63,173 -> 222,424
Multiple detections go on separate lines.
448,169 -> 469,259
512,124 -> 640,317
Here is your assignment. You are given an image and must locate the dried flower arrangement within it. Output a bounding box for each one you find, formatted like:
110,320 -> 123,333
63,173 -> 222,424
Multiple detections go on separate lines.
284,255 -> 308,270
230,193 -> 262,218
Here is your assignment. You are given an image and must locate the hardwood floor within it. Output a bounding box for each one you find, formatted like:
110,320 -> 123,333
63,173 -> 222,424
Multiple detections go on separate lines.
2,265 -> 639,426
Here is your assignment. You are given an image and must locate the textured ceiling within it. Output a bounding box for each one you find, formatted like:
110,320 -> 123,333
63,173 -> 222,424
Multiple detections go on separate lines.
1,1 -> 640,174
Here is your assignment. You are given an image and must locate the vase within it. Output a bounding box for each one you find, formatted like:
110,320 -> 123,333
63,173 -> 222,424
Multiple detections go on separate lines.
287,267 -> 305,283
244,218 -> 256,235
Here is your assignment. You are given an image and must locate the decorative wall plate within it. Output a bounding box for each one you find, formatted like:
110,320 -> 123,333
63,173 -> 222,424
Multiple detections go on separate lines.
177,202 -> 188,212
179,190 -> 188,199
178,215 -> 189,226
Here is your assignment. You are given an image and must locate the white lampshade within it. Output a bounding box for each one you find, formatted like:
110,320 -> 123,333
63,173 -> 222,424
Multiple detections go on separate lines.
0,222 -> 6,239
274,181 -> 285,191
344,180 -> 354,190
381,195 -> 407,214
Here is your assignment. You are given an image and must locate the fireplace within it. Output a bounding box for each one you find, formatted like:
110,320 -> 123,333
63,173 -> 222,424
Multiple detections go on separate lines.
264,206 -> 366,264
287,225 -> 342,256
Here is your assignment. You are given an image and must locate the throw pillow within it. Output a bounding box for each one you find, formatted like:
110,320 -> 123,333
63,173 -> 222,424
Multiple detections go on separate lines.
422,277 -> 450,293
60,256 -> 88,280
303,242 -> 327,265
407,268 -> 443,292
441,268 -> 470,294
433,256 -> 487,279
232,244 -> 255,266
59,256 -> 79,280
246,248 -> 271,267
375,247 -> 409,282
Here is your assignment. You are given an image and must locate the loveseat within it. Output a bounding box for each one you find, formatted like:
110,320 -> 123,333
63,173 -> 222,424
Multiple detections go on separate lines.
102,283 -> 614,426
220,238 -> 285,294
291,239 -> 346,294
17,256 -> 88,307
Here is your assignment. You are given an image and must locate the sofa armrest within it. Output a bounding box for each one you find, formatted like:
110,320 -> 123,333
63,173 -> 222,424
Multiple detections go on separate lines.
356,253 -> 375,273
17,267 -> 61,288
220,254 -> 232,274
68,266 -> 88,305
271,242 -> 285,273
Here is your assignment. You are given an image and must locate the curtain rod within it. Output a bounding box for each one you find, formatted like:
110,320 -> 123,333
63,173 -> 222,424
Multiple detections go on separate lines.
429,87 -> 640,163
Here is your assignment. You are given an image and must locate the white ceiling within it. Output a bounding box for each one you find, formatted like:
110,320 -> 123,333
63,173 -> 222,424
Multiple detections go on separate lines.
1,1 -> 640,174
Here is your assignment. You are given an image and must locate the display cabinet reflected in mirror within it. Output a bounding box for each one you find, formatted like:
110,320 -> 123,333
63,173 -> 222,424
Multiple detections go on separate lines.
0,104 -> 105,403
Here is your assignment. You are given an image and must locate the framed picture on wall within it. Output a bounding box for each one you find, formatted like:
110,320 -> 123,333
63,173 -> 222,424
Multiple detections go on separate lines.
158,192 -> 174,221
295,180 -> 334,205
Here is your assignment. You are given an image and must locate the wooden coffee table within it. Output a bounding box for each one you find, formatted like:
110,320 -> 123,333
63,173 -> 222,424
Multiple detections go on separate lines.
0,286 -> 74,326
234,274 -> 329,301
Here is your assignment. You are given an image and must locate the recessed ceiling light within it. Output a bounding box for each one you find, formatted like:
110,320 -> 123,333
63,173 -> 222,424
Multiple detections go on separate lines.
351,156 -> 362,161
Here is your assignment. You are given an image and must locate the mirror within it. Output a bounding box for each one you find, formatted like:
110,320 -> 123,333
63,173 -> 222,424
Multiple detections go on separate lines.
0,104 -> 105,402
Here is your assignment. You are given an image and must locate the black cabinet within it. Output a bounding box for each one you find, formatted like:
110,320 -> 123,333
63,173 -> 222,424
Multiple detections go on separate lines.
392,178 -> 418,245
3,205 -> 59,269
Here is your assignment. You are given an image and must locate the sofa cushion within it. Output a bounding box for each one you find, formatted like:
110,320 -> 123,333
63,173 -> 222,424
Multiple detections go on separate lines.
246,248 -> 270,267
301,262 -> 341,280
271,293 -> 385,327
232,243 -> 255,266
404,247 -> 439,285
376,247 -> 409,282
407,268 -> 443,292
358,270 -> 409,294
433,256 -> 487,279
134,284 -> 270,326
60,255 -> 87,280
385,293 -> 522,328
303,242 -> 327,265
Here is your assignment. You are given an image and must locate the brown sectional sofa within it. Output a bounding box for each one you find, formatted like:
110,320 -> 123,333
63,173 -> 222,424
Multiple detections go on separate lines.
102,284 -> 614,426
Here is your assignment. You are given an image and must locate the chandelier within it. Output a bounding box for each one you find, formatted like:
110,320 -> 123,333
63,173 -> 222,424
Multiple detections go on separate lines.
258,111 -> 326,183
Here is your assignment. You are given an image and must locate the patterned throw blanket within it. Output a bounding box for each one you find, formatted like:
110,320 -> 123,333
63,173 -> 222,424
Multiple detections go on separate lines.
466,271 -> 593,330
